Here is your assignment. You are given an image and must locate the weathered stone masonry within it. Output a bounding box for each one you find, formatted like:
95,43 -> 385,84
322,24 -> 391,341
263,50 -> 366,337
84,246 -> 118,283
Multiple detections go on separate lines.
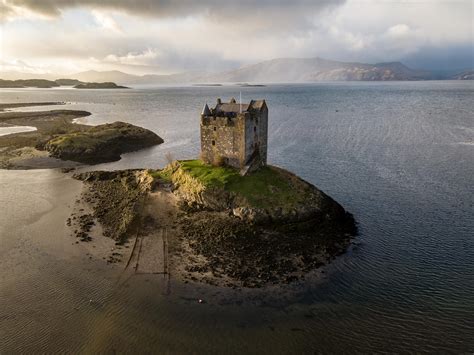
200,98 -> 268,170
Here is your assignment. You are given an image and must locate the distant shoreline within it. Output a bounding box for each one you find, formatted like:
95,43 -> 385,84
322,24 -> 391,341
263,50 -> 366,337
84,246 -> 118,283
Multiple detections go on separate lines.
0,79 -> 129,89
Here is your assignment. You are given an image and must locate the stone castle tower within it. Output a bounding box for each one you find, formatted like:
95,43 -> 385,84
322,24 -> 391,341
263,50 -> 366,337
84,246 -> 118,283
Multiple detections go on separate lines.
200,97 -> 268,172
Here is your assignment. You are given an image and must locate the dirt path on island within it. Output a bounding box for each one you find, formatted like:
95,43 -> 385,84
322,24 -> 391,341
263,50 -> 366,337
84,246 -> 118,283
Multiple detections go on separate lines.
125,188 -> 178,277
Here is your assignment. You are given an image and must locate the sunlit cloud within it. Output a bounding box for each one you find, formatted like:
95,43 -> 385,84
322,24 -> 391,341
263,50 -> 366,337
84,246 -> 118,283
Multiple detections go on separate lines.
91,10 -> 121,33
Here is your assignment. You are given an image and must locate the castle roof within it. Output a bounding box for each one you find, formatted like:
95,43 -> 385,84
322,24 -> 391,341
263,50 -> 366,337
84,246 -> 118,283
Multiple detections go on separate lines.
214,99 -> 266,115
201,103 -> 211,116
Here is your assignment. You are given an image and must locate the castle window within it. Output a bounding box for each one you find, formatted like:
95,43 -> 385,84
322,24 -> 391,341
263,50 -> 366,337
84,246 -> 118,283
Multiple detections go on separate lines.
256,118 -> 258,124
213,126 -> 217,131
254,126 -> 257,132
212,140 -> 215,146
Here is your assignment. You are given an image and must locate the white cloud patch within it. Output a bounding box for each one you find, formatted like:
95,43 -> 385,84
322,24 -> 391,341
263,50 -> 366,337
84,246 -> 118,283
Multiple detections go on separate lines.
92,10 -> 121,32
103,49 -> 160,66
0,59 -> 50,73
387,24 -> 411,38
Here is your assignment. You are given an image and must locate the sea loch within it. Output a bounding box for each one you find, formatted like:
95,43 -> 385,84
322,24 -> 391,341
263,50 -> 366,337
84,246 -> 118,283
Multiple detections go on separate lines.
0,81 -> 473,352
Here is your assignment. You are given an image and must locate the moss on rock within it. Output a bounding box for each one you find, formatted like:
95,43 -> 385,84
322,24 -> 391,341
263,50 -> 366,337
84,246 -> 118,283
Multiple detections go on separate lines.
45,121 -> 163,164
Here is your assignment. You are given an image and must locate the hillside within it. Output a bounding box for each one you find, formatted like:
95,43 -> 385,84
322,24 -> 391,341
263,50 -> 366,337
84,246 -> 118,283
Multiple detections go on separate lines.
452,70 -> 474,80
204,58 -> 432,82
68,59 -> 434,83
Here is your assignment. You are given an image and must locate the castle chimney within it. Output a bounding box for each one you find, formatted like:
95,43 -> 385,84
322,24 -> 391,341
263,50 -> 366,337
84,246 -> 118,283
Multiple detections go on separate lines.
217,98 -> 222,104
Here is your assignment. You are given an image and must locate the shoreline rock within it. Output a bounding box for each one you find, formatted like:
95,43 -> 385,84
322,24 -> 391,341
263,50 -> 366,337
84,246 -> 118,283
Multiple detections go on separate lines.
44,121 -> 163,164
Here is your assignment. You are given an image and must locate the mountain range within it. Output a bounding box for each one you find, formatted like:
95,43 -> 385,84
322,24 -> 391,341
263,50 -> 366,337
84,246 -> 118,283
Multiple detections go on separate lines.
1,57 -> 472,85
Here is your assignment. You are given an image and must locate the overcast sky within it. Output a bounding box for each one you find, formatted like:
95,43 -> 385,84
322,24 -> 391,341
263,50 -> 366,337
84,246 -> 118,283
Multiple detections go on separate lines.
0,0 -> 472,75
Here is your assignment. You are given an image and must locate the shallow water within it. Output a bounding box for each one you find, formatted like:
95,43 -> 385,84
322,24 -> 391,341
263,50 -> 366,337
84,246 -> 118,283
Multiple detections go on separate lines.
0,125 -> 37,136
0,81 -> 473,353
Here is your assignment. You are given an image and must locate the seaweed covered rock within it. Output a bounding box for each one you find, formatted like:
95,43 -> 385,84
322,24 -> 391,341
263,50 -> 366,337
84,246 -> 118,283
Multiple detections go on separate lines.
73,170 -> 153,243
45,121 -> 163,164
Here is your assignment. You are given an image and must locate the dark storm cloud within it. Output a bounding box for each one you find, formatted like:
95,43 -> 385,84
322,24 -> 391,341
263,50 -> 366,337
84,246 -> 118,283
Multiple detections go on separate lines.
2,0 -> 345,19
402,45 -> 474,71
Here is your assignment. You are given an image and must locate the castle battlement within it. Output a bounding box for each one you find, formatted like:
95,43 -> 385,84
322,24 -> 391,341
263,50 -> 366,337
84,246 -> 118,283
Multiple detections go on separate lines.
201,112 -> 250,127
200,97 -> 268,171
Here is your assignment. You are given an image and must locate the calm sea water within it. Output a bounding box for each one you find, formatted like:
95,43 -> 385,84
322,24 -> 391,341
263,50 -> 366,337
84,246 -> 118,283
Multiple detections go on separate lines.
0,81 -> 473,353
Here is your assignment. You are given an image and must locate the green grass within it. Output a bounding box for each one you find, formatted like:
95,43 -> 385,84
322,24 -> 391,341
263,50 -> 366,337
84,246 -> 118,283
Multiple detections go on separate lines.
148,168 -> 172,182
46,125 -> 129,149
179,160 -> 307,208
179,159 -> 239,187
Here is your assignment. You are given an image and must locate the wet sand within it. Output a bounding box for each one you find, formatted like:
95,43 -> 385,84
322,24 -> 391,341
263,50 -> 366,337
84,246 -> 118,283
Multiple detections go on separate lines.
0,126 -> 37,136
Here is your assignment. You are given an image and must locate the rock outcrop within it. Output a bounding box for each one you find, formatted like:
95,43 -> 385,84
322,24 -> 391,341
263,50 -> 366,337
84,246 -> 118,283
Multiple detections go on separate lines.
44,121 -> 163,164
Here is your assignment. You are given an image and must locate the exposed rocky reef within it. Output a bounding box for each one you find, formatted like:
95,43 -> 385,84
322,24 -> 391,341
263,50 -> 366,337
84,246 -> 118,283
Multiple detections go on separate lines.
73,170 -> 154,243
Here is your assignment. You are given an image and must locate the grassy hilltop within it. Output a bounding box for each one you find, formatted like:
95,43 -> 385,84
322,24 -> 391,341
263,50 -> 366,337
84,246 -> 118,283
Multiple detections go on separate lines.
151,159 -> 334,212
177,160 -> 306,209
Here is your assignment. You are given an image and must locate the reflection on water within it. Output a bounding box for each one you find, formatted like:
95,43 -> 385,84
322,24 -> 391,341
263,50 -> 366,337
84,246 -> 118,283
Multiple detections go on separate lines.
0,82 -> 473,352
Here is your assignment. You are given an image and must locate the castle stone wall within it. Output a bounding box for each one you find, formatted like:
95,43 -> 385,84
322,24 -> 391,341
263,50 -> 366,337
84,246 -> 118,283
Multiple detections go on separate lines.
200,115 -> 245,168
258,106 -> 268,164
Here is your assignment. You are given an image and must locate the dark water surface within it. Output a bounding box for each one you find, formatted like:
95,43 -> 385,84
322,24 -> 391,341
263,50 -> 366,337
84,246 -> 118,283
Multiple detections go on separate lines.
0,82 -> 473,353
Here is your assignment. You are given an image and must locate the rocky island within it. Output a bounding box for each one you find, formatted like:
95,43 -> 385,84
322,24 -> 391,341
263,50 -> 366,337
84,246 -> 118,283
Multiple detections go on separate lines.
74,82 -> 129,89
72,159 -> 355,288
0,99 -> 356,289
0,102 -> 163,168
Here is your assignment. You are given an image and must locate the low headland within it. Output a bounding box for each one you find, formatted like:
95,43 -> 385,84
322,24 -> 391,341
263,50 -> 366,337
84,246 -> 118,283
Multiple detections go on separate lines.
0,78 -> 129,89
